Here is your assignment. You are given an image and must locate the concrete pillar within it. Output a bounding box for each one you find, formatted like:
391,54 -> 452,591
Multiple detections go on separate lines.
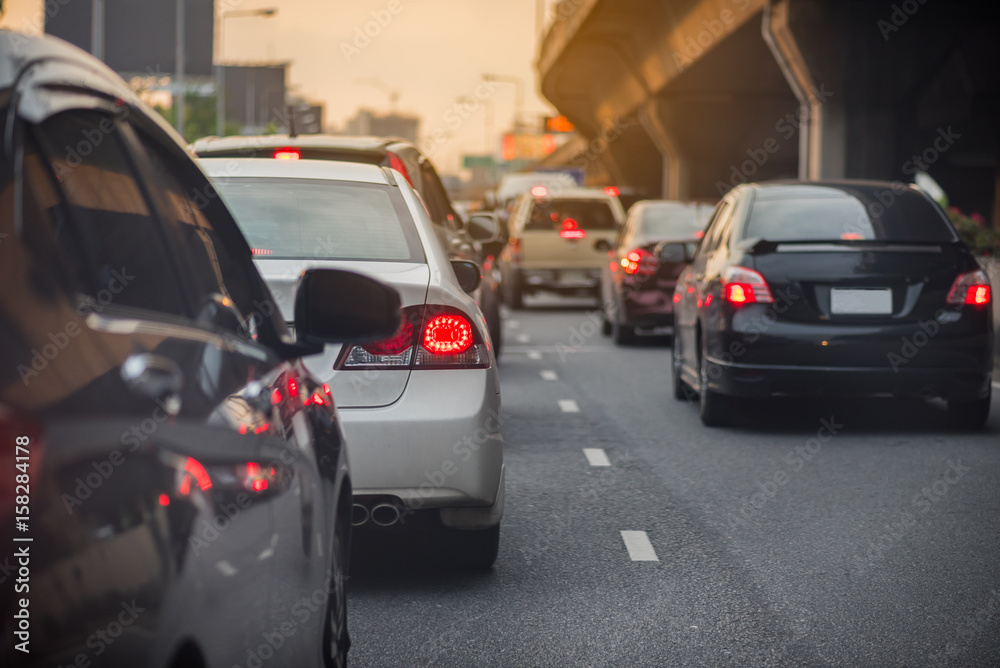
638,98 -> 689,200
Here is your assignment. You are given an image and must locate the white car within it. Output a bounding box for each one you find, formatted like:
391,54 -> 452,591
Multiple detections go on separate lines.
201,158 -> 504,568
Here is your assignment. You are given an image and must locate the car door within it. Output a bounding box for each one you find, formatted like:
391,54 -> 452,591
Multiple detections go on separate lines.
1,102 -> 301,665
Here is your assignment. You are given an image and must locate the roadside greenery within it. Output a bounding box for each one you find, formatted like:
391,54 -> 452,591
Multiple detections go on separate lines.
949,208 -> 1000,257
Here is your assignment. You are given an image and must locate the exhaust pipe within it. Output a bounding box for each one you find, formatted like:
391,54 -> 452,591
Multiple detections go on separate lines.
370,503 -> 401,527
351,503 -> 370,527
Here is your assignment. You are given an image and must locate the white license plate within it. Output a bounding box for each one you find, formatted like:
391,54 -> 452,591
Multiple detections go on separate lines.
561,270 -> 587,282
831,288 -> 892,314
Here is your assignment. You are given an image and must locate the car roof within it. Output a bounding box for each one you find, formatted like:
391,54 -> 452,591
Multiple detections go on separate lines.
190,134 -> 411,155
749,179 -> 926,201
530,187 -> 617,201
198,157 -> 393,185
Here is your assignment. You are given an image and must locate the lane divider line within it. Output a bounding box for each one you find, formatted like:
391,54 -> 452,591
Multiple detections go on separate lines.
558,399 -> 580,413
583,448 -> 611,467
540,370 -> 559,381
516,333 -> 531,343
621,531 -> 659,561
527,350 -> 543,360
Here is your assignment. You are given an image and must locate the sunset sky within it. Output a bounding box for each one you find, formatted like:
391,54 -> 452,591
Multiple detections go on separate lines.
1,0 -> 562,175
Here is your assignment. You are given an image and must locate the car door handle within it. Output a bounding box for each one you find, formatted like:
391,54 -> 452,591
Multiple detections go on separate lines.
121,353 -> 184,404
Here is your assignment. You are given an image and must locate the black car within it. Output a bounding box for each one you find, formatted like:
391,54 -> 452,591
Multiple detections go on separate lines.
673,181 -> 993,427
600,200 -> 714,344
190,134 -> 506,357
0,31 -> 400,667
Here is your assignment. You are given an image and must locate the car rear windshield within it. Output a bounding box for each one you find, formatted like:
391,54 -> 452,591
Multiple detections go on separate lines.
525,198 -> 618,231
744,190 -> 957,243
214,177 -> 424,262
641,205 -> 712,237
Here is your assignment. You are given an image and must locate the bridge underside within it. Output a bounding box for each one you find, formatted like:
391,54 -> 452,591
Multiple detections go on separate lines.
538,0 -> 1000,221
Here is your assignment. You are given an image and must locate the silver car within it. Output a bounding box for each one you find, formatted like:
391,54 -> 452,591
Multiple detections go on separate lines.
201,158 -> 504,568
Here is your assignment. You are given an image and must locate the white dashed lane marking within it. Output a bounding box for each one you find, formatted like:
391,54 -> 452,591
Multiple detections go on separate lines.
526,351 -> 543,360
516,333 -> 531,343
620,531 -> 659,561
558,399 -> 580,413
583,448 -> 611,467
540,370 -> 559,381
507,320 -> 520,329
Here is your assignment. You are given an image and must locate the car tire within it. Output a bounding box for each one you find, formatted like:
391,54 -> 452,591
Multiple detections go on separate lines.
947,387 -> 991,429
484,289 -> 503,358
601,314 -> 612,336
612,317 -> 635,345
323,518 -> 350,668
441,524 -> 500,570
504,271 -> 523,310
699,342 -> 731,427
672,341 -> 691,401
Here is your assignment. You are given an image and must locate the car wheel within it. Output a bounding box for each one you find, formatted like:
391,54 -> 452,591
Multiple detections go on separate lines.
601,313 -> 612,336
441,524 -> 500,570
672,341 -> 691,401
504,272 -> 523,310
699,341 -> 731,427
947,386 -> 991,429
612,317 -> 635,345
485,290 -> 503,358
323,519 -> 350,668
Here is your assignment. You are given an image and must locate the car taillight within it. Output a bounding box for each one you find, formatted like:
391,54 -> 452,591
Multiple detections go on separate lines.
947,270 -> 991,306
721,266 -> 774,305
335,306 -> 489,370
387,151 -> 414,186
560,229 -> 587,239
273,148 -> 300,160
604,186 -> 620,197
621,248 -> 657,276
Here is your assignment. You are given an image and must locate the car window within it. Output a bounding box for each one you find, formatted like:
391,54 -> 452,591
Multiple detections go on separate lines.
419,160 -> 453,226
31,111 -> 191,318
214,177 -> 425,263
640,205 -> 707,238
525,198 -> 618,231
694,200 -> 733,259
744,190 -> 957,242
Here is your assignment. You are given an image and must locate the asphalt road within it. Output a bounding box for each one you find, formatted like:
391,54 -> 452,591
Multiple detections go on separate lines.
347,295 -> 1000,668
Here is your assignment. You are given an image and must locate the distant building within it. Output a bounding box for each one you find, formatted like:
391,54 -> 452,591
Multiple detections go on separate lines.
45,0 -> 214,77
220,64 -> 289,134
345,109 -> 420,143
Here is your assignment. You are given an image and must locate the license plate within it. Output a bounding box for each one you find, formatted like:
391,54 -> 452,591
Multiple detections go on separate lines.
561,270 -> 587,282
831,288 -> 892,314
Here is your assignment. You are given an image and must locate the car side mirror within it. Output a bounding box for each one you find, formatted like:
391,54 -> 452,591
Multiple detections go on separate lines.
657,242 -> 688,264
294,269 -> 401,346
594,239 -> 612,253
467,212 -> 500,243
451,260 -> 482,294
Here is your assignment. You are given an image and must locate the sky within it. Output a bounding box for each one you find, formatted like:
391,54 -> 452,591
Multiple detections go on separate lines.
1,0 -> 561,176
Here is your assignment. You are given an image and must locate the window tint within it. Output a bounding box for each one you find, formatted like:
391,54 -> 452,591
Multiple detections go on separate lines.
419,161 -> 452,226
640,204 -> 710,238
696,200 -> 733,257
744,190 -> 957,242
33,112 -> 189,317
214,177 -> 424,262
526,199 -> 618,231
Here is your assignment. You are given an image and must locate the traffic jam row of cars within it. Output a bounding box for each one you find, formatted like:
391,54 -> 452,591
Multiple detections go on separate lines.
0,29 -> 994,667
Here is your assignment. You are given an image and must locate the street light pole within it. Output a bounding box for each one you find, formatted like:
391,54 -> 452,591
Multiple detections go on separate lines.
90,0 -> 104,60
482,73 -> 524,132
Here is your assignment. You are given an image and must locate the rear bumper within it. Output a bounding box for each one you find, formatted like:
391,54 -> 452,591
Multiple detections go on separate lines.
619,283 -> 675,328
704,358 -> 992,401
520,267 -> 602,291
337,368 -> 503,518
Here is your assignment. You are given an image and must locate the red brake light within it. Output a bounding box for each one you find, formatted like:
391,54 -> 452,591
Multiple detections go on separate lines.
388,152 -> 414,186
273,148 -> 300,160
423,315 -> 474,354
947,270 -> 991,306
286,376 -> 299,398
270,388 -> 282,405
321,383 -> 331,397
604,186 -> 620,197
560,229 -> 587,239
158,494 -> 170,507
531,185 -> 548,197
183,457 -> 212,493
251,248 -> 273,256
621,248 -> 657,276
694,230 -> 705,239
721,266 -> 774,305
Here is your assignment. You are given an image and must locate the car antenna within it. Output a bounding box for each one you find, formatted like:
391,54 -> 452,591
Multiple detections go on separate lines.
287,105 -> 297,139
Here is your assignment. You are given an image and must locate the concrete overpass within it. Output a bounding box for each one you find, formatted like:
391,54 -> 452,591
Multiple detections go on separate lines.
536,0 -> 1000,224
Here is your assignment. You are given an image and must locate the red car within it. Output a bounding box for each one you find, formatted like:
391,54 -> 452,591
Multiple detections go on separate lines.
600,200 -> 715,344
